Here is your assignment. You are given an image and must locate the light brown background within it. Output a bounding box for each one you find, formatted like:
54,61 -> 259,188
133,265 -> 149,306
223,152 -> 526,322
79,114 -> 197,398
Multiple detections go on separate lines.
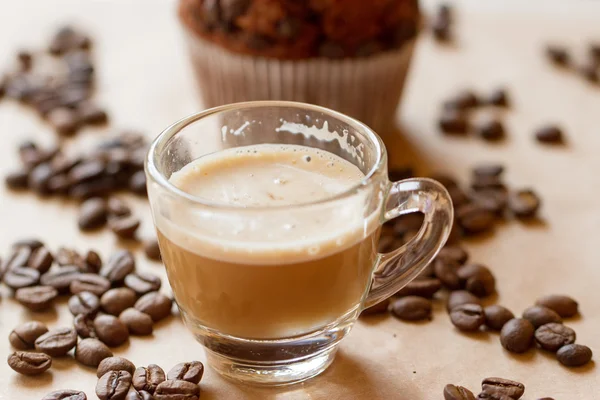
0,0 -> 599,399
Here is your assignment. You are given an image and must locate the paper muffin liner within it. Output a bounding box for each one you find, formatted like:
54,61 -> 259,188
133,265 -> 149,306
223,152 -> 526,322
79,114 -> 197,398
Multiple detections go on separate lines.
184,32 -> 416,134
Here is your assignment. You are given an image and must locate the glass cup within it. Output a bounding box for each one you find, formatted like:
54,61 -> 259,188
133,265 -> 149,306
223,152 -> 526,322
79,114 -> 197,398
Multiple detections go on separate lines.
145,101 -> 453,386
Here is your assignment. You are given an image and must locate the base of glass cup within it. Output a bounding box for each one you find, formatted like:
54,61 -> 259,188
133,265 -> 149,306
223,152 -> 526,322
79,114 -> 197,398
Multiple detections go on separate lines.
181,308 -> 358,386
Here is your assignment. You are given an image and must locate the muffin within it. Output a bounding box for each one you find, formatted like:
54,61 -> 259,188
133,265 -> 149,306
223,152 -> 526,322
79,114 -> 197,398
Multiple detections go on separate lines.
179,0 -> 420,132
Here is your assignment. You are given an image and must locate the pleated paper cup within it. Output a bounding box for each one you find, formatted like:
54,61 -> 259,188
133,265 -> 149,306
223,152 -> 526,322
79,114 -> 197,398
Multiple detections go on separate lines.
184,32 -> 416,134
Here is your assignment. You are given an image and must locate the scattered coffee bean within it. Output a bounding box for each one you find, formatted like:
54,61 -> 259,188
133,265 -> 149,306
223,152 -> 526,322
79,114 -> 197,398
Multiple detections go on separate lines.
360,298 -> 390,316
101,288 -> 137,316
438,245 -> 469,265
100,250 -> 135,284
15,285 -> 58,311
546,45 -> 569,66
434,258 -> 461,290
522,306 -> 562,328
481,377 -> 525,400
450,304 -> 485,331
124,271 -> 162,295
48,107 -> 79,136
134,292 -> 172,322
119,308 -> 154,336
447,290 -> 481,312
457,264 -> 496,297
535,294 -> 578,318
4,266 -> 40,289
8,351 -> 52,375
96,370 -> 132,400
508,190 -> 541,219
28,246 -> 54,273
477,119 -> 505,141
439,109 -> 469,134
4,169 -> 30,189
129,171 -> 147,195
74,313 -> 97,338
13,238 -> 44,250
133,364 -> 166,394
41,389 -> 87,400
97,356 -> 136,378
456,204 -> 495,234
534,323 -> 576,352
75,338 -> 113,367
41,265 -> 82,293
473,164 -> 504,179
77,101 -> 108,125
106,198 -> 131,218
556,344 -> 593,367
70,273 -> 111,296
143,239 -> 161,261
534,125 -> 563,144
395,278 -> 442,298
35,327 -> 78,357
471,174 -> 505,192
167,361 -> 204,384
78,197 -> 108,231
444,384 -> 476,400
500,318 -> 534,353
9,321 -> 49,350
391,296 -> 432,321
109,215 -> 140,239
484,305 -> 515,331
448,90 -> 480,110
69,291 -> 100,316
470,189 -> 508,215
84,250 -> 103,273
432,11 -> 451,42
28,163 -> 54,194
94,314 -> 130,347
4,245 -> 33,270
154,379 -> 200,400
579,63 -> 598,82
486,88 -> 509,107
56,247 -> 85,268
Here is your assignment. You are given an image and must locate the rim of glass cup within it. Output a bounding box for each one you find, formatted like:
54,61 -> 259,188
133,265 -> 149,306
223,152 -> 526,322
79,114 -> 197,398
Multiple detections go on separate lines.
145,101 -> 387,211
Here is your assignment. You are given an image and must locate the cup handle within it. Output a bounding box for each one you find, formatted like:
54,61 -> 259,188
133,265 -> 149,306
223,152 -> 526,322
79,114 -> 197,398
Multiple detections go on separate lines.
362,178 -> 454,309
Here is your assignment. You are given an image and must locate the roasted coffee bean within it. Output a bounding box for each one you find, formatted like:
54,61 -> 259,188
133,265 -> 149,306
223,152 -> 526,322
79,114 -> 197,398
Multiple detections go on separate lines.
473,164 -> 504,179
535,294 -> 578,318
69,291 -> 100,316
41,266 -> 82,292
17,50 -> 33,71
4,246 -> 33,270
391,296 -> 432,321
486,88 -> 509,107
508,189 -> 541,218
434,258 -> 461,290
534,323 -> 576,352
444,384 -> 476,400
556,344 -> 592,367
360,298 -> 390,316
448,186 -> 470,208
395,278 -> 442,298
522,306 -> 562,328
457,264 -> 496,297
470,189 -> 508,215
535,125 -> 563,144
5,169 -> 30,189
8,351 -> 52,375
167,361 -> 204,384
77,101 -> 108,125
107,197 -> 131,217
70,178 -> 114,199
74,313 -> 96,338
124,272 -> 162,295
109,215 -> 140,239
118,308 -> 153,336
477,119 -> 505,141
500,318 -> 534,353
438,245 -> 469,265
126,392 -> 152,400
447,290 -> 481,312
456,204 -> 495,234
450,304 -> 485,331
439,109 -> 468,134
129,171 -> 147,195
484,305 -> 514,331
143,239 -> 161,261
13,238 -> 44,250
42,389 -> 87,400
71,273 -> 111,296
4,266 -> 40,289
134,292 -> 172,322
69,160 -> 105,184
101,288 -> 137,316
154,379 -> 199,400
96,370 -> 132,400
28,163 -> 54,194
579,63 -> 598,82
56,247 -> 85,268
9,321 -> 49,350
94,314 -> 129,347
393,212 -> 425,236
15,285 -> 58,311
48,107 -> 79,135
432,14 -> 451,42
75,338 -> 113,367
97,356 -> 136,378
78,197 -> 108,230
481,377 -> 525,400
133,364 -> 166,394
471,174 -> 505,192
85,250 -> 103,273
28,246 -> 54,273
450,90 -> 479,110
101,250 -> 135,284
35,327 -> 78,356
546,45 -> 569,66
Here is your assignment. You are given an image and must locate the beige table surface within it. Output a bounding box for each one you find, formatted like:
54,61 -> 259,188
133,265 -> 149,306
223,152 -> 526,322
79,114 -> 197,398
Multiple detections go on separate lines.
1,0 -> 599,399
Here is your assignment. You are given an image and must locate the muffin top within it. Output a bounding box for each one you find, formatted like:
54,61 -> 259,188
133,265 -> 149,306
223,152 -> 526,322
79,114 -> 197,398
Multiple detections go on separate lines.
179,0 -> 420,59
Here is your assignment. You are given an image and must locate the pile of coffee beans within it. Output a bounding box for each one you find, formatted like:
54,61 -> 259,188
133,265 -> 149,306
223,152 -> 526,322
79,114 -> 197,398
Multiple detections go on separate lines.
431,4 -> 453,43
0,26 -> 108,135
444,377 -> 537,400
545,43 -> 600,84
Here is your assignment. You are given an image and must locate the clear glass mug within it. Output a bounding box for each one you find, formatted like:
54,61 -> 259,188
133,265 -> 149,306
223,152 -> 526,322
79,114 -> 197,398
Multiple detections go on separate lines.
145,101 -> 453,386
